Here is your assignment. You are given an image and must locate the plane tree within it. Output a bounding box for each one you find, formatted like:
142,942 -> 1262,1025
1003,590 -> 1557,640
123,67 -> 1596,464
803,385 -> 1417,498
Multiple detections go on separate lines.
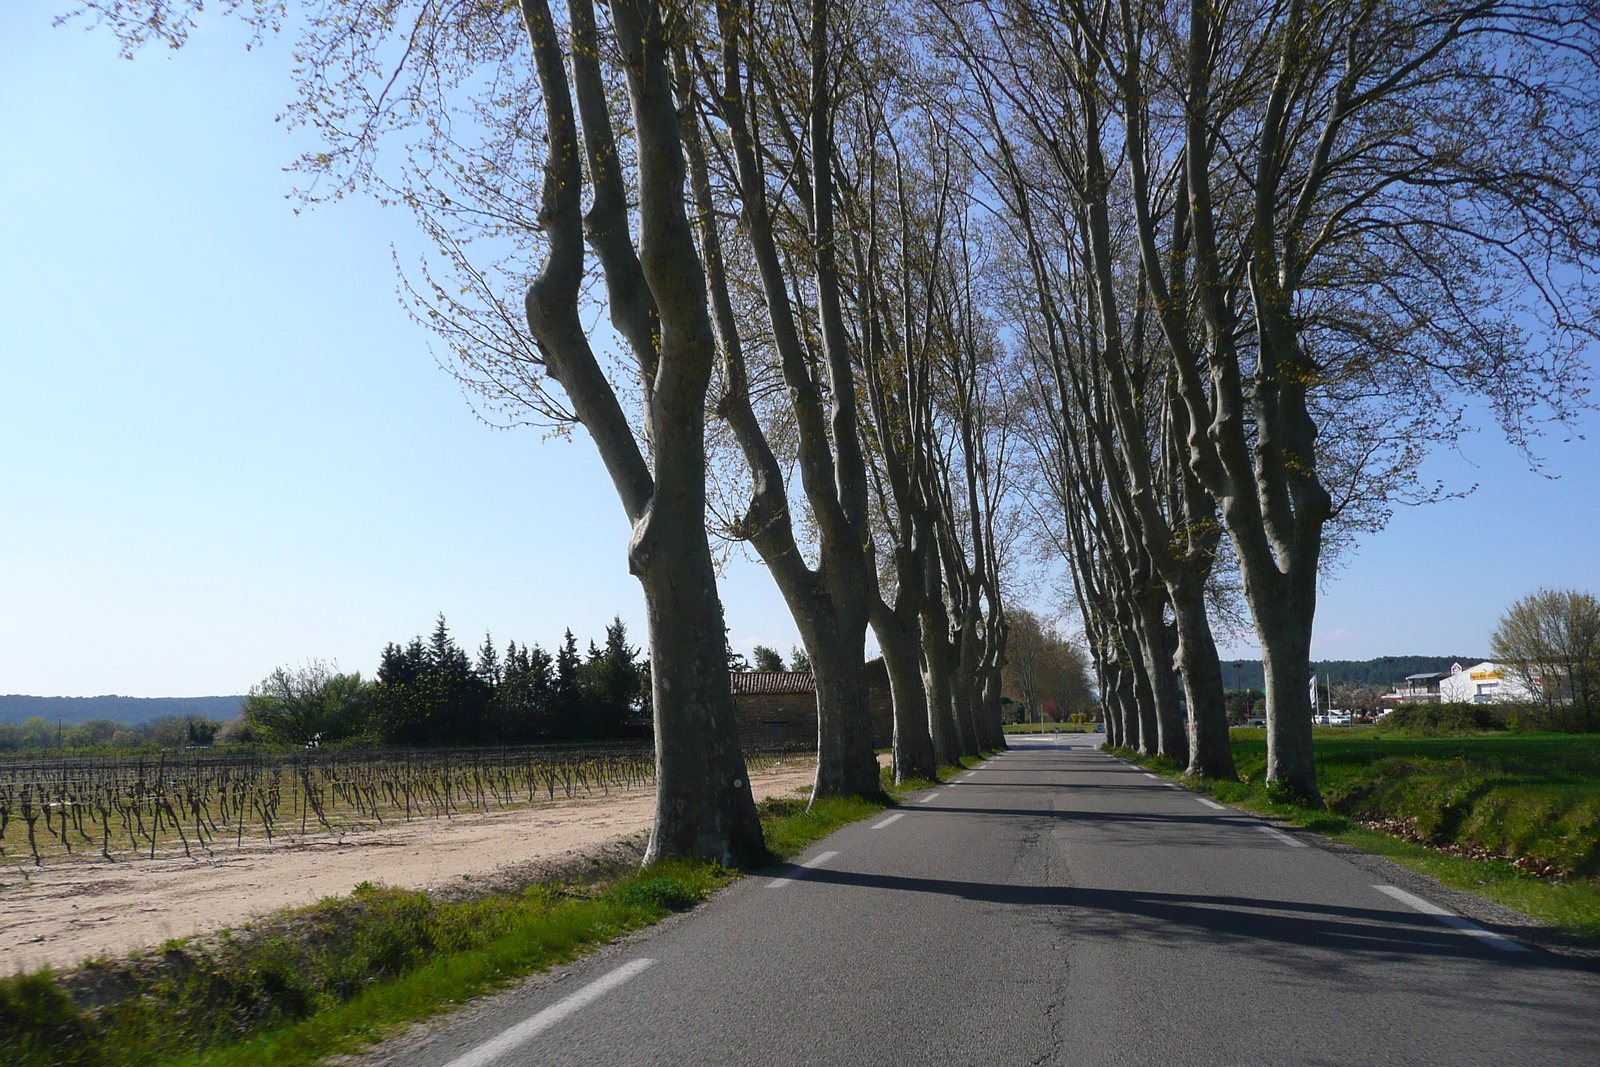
71,0 -> 768,864
1071,0 -> 1598,800
674,0 -> 887,799
939,0 -> 1600,797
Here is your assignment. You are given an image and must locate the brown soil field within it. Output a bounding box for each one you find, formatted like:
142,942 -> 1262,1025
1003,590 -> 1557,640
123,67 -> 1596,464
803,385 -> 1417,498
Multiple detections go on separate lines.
0,759 -> 818,974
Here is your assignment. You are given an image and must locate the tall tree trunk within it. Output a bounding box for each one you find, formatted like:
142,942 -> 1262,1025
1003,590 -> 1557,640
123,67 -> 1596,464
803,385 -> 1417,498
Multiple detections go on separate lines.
1109,657 -> 1138,751
1129,658 -> 1156,756
518,0 -> 764,865
1131,586 -> 1185,764
808,624 -> 880,797
685,0 -> 878,801
872,598 -> 938,782
1235,542 -> 1320,800
1170,574 -> 1235,779
635,519 -> 765,864
1118,598 -> 1158,757
1095,652 -> 1121,747
951,619 -> 983,757
921,592 -> 963,766
980,664 -> 1008,750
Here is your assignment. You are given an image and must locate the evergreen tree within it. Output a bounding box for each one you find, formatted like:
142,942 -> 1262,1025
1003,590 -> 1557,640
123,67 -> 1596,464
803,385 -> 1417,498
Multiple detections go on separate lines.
372,617 -> 647,745
582,617 -> 645,736
551,629 -> 585,738
369,639 -> 429,743
751,645 -> 785,672
724,626 -> 750,672
492,639 -> 556,741
370,616 -> 489,744
476,632 -> 501,687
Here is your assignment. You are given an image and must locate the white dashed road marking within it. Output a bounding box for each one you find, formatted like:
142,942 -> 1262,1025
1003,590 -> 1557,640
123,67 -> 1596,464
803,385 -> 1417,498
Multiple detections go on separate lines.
872,813 -> 905,829
1255,825 -> 1309,848
1373,885 -> 1528,952
918,793 -> 941,804
442,958 -> 656,1067
766,851 -> 840,888
1196,797 -> 1226,810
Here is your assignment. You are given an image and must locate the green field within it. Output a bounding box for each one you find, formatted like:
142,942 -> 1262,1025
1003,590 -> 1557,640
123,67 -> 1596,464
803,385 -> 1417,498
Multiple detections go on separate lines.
1121,730 -> 1600,942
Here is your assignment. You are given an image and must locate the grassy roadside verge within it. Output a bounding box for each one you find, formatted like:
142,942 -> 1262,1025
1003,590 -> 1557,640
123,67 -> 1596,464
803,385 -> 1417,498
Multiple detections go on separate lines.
4,762 -> 968,1067
1,860 -> 733,1067
1108,741 -> 1600,944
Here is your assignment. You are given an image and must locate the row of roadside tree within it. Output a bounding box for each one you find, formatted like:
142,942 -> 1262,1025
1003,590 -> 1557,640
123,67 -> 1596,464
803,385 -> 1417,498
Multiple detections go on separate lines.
77,0 -> 1597,860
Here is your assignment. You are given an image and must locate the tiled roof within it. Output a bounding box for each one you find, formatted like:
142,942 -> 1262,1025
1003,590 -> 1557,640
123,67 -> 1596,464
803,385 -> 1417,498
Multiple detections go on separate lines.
730,671 -> 816,695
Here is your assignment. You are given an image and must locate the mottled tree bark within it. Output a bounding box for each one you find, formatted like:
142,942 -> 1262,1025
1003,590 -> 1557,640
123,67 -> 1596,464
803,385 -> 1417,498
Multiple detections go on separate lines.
518,0 -> 764,864
685,0 -> 879,801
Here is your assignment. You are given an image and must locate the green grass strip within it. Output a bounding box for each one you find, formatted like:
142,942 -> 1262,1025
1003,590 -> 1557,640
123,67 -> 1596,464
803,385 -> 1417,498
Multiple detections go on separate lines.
1108,743 -> 1600,945
177,875 -> 712,1067
758,795 -> 889,860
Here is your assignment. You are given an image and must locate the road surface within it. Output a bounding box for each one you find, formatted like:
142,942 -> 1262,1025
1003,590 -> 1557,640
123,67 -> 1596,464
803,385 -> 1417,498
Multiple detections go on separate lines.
376,735 -> 1600,1066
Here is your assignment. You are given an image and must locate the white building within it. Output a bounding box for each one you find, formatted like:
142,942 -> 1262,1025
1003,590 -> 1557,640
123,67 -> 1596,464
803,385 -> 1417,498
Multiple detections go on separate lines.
1438,661 -> 1541,704
1380,672 -> 1451,705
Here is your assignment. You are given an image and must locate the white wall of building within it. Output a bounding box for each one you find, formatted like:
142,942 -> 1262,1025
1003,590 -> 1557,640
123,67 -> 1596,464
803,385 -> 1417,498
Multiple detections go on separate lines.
1439,661 -> 1540,704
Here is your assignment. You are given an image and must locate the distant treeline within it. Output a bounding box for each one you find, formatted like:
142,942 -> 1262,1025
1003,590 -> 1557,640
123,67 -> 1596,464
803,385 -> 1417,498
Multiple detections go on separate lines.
0,694 -> 243,727
0,618 -> 648,754
1219,656 -> 1483,692
0,715 -> 221,752
239,616 -> 647,748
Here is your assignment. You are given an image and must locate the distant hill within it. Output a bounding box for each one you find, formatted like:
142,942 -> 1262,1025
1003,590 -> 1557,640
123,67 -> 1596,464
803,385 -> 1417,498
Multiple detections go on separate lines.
0,695 -> 245,726
1218,656 -> 1483,692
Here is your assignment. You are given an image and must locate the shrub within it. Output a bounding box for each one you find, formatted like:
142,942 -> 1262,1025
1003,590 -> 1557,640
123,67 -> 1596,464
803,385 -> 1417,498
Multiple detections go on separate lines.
1505,702 -> 1600,733
0,972 -> 92,1063
1377,703 -> 1503,735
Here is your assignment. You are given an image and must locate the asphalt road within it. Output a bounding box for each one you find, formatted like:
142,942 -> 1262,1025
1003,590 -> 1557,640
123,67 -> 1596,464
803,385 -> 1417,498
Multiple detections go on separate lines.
378,735 -> 1600,1066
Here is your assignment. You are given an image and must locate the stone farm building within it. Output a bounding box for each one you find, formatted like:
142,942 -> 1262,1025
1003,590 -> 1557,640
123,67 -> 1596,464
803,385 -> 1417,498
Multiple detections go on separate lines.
729,659 -> 894,748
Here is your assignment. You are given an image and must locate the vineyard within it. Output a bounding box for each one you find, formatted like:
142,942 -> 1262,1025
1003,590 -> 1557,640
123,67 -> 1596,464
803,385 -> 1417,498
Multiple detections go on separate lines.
0,741 -> 813,867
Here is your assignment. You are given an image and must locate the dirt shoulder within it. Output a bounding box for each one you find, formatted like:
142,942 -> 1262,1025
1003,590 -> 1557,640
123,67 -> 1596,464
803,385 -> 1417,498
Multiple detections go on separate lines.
1,761 -> 816,974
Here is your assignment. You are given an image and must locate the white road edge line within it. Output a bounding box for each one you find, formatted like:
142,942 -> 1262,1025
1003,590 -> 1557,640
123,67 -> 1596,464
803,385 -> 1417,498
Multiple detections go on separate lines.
766,850 -> 840,888
1373,885 -> 1529,952
442,957 -> 656,1067
1196,797 -> 1226,810
918,792 -> 941,804
1255,824 -> 1309,848
872,812 -> 906,829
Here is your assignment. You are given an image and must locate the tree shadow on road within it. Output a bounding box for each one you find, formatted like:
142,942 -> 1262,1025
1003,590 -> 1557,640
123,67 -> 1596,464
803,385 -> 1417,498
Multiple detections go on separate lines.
798,866 -> 1587,974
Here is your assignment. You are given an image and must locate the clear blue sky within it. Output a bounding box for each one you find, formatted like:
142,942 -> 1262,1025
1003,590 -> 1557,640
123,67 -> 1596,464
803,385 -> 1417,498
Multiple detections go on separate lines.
3,4 -> 1596,696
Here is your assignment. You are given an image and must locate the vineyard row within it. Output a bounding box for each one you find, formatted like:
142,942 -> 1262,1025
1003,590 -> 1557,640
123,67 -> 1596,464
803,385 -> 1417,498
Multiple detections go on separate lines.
0,741 -> 814,866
